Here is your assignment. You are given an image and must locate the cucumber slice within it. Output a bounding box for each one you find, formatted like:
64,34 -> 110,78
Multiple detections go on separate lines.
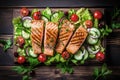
23,19 -> 31,28
22,30 -> 30,39
74,49 -> 85,60
29,48 -> 37,57
83,50 -> 89,60
88,28 -> 100,38
87,45 -> 100,54
42,16 -> 49,22
87,36 -> 98,45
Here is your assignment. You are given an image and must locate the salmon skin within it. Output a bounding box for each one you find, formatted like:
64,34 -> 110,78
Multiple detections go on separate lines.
31,20 -> 44,54
44,22 -> 58,56
56,20 -> 75,54
66,26 -> 88,54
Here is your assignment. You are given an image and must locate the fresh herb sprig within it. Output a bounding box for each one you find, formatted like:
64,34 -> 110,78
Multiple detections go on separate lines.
93,63 -> 112,80
12,57 -> 40,80
100,25 -> 112,38
0,39 -> 12,51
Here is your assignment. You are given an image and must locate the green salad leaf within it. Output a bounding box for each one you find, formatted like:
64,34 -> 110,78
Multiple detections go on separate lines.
81,8 -> 93,23
51,10 -> 64,23
41,7 -> 52,20
68,9 -> 76,19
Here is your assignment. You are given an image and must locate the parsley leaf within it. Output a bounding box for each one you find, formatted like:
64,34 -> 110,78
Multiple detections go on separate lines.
0,39 -> 12,52
93,63 -> 112,80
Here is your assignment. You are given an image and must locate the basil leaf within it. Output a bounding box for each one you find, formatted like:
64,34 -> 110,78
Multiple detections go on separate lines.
101,63 -> 107,74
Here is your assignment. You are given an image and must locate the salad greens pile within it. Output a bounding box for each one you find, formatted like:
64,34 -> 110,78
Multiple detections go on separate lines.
11,7 -> 113,80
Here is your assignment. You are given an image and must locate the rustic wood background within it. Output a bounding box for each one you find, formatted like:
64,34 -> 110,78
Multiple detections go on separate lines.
0,7 -> 120,80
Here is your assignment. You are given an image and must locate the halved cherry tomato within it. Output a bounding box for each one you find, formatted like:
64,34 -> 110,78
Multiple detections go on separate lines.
85,20 -> 93,28
38,54 -> 46,63
16,36 -> 25,48
33,11 -> 41,20
20,7 -> 29,17
62,51 -> 70,60
95,52 -> 105,62
17,56 -> 26,64
94,10 -> 102,19
70,14 -> 79,22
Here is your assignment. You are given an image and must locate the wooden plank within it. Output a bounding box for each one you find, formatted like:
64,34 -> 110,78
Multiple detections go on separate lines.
0,9 -> 13,35
0,66 -> 120,80
0,0 -> 119,8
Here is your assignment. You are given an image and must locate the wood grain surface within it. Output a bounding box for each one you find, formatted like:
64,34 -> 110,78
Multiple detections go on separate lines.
0,8 -> 120,80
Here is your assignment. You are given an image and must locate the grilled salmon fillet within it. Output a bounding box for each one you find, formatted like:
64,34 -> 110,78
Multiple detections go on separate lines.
44,22 -> 58,56
66,26 -> 88,54
56,20 -> 75,54
31,20 -> 44,54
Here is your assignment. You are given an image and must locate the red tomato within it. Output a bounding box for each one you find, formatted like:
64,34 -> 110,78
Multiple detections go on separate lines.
20,8 -> 29,16
33,11 -> 41,20
96,52 -> 105,62
62,51 -> 70,60
85,20 -> 93,28
38,54 -> 46,62
16,36 -> 25,48
70,14 -> 79,22
17,56 -> 26,64
94,10 -> 102,19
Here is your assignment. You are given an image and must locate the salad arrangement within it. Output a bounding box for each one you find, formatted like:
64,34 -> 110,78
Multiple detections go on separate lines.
12,7 -> 112,80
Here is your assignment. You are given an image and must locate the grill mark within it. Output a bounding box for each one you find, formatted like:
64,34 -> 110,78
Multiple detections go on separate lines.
32,28 -> 42,39
59,32 -> 69,39
47,29 -> 56,39
31,34 -> 41,44
31,31 -> 41,40
70,40 -> 81,44
71,37 -> 80,42
32,39 -> 41,47
60,37 -> 68,41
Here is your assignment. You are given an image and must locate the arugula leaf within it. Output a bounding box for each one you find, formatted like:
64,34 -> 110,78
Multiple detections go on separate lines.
0,39 -> 12,52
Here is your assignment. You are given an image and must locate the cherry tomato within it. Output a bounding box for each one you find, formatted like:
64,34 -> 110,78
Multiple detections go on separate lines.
85,20 -> 93,28
20,7 -> 29,17
17,56 -> 26,64
38,54 -> 46,62
16,36 -> 25,48
95,52 -> 105,62
94,10 -> 102,19
70,14 -> 79,22
62,51 -> 70,60
33,11 -> 41,20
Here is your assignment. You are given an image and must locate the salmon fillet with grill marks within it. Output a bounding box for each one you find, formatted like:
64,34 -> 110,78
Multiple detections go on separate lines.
44,22 -> 58,56
66,26 -> 88,54
31,20 -> 44,54
56,20 -> 75,54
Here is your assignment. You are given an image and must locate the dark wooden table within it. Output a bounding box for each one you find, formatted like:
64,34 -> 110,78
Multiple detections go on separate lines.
0,1 -> 120,80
